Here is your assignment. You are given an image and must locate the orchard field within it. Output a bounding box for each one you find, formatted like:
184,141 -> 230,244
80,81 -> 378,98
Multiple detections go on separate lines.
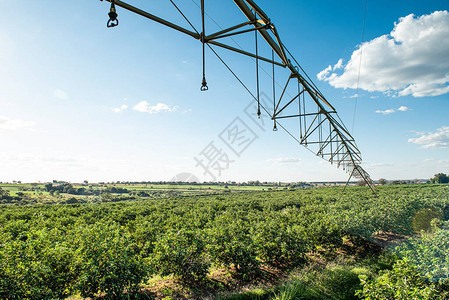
0,184 -> 448,299
0,182 -> 287,205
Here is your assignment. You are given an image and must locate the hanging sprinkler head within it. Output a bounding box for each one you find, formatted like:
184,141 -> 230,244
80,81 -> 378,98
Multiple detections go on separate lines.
107,0 -> 119,28
200,76 -> 208,91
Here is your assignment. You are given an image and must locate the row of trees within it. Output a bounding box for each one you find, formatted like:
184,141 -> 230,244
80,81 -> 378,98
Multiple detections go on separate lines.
0,188 -> 22,203
373,172 -> 449,186
431,173 -> 449,184
44,183 -> 130,196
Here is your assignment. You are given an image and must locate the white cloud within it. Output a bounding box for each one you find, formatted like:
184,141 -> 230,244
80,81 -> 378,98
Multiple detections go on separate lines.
376,106 -> 410,114
0,116 -> 35,130
53,89 -> 69,100
317,65 -> 332,81
318,10 -> 449,97
266,157 -> 302,165
133,101 -> 179,114
112,104 -> 128,113
333,59 -> 344,70
375,109 -> 395,115
408,126 -> 449,148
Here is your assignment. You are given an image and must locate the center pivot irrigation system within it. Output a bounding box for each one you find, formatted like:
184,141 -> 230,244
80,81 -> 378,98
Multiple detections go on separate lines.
99,0 -> 376,192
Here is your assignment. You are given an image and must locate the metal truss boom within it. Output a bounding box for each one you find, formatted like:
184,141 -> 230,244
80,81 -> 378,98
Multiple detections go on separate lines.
99,0 -> 376,192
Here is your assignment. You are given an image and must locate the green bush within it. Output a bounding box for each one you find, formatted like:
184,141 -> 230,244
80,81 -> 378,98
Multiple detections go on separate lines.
252,220 -> 307,267
207,215 -> 260,277
150,229 -> 209,281
359,221 -> 449,299
412,208 -> 442,233
0,229 -> 76,300
72,222 -> 147,298
397,220 -> 449,282
357,258 -> 437,299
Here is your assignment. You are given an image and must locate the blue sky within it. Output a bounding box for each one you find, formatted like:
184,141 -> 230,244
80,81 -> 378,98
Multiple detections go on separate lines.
0,0 -> 448,183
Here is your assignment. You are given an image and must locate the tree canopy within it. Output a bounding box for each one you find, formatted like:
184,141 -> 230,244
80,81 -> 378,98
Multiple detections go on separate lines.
431,173 -> 449,184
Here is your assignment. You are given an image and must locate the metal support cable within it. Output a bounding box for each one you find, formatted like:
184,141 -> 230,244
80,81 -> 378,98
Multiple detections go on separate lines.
168,0 -> 206,90
272,50 -> 277,131
352,0 -> 368,134
169,0 -> 200,35
207,44 -> 257,102
208,44 -> 310,152
207,44 -> 274,122
255,12 -> 261,118
190,0 -> 311,118
190,0 -> 290,95
281,43 -> 323,98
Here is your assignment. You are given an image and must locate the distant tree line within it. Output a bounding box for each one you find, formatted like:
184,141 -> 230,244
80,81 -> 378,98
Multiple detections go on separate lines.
0,188 -> 22,203
45,183 -> 129,196
374,173 -> 449,186
94,180 -> 298,186
431,173 -> 449,184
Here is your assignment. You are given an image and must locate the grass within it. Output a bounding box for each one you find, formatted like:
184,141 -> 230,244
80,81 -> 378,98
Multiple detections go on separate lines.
218,254 -> 395,300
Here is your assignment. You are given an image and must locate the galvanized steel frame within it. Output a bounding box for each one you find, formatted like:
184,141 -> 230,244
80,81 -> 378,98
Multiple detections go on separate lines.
100,0 -> 376,191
